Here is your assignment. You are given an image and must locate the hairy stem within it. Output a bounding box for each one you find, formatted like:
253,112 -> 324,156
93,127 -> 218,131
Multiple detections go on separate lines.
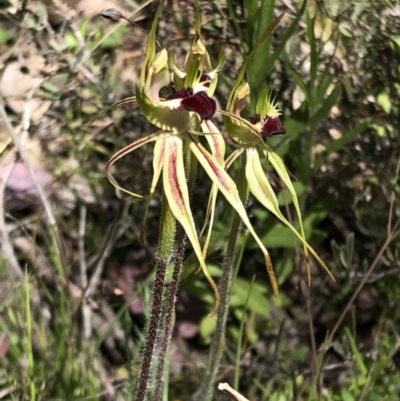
134,197 -> 176,401
153,225 -> 186,401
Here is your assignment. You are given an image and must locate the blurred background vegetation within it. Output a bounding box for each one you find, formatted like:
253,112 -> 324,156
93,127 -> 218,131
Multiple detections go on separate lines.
0,0 -> 399,400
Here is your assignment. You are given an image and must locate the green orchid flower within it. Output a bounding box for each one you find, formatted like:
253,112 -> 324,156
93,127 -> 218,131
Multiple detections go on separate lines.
223,74 -> 335,285
104,0 -> 285,313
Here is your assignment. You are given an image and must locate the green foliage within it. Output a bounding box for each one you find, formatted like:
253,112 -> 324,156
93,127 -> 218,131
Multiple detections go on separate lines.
0,271 -> 103,398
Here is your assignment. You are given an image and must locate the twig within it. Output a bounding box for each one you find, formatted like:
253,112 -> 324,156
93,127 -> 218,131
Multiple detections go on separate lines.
388,155 -> 400,236
0,91 -> 62,253
52,0 -> 86,49
324,219 -> 400,349
78,204 -> 92,338
90,0 -> 155,56
300,279 -> 318,376
0,156 -> 22,279
79,205 -> 88,291
218,383 -> 249,401
0,83 -> 59,277
84,224 -> 114,298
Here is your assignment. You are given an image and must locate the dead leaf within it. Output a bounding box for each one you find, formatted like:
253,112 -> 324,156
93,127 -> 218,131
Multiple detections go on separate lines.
0,59 -> 51,122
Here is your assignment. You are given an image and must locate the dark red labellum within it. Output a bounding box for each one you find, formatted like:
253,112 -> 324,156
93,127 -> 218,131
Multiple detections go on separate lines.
180,91 -> 216,121
260,116 -> 286,137
166,88 -> 216,121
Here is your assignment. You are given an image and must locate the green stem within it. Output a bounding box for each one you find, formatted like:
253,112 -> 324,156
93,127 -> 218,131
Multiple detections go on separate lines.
134,196 -> 176,401
193,155 -> 248,401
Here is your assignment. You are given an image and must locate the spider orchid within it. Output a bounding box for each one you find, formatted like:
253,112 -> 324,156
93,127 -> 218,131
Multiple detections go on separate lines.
223,75 -> 335,284
104,0 -> 283,314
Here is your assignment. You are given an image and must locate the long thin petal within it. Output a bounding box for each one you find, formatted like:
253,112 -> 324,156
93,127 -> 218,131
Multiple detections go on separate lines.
106,133 -> 159,198
262,148 -> 335,282
140,137 -> 167,244
86,97 -> 136,128
163,136 -> 220,316
199,121 -> 225,261
225,148 -> 245,170
188,135 -> 279,298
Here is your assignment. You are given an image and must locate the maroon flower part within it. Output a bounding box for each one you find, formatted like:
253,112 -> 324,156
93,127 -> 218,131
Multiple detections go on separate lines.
199,74 -> 212,87
167,87 -> 194,100
260,116 -> 286,137
167,88 -> 216,121
181,91 -> 216,121
247,114 -> 286,137
249,114 -> 261,125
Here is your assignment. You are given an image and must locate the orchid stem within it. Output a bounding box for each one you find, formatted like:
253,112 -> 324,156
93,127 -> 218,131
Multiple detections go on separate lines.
134,195 -> 176,401
193,155 -> 248,401
153,225 -> 186,401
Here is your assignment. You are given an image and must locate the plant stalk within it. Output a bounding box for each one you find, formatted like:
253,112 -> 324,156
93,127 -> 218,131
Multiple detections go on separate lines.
153,225 -> 186,401
134,196 -> 177,401
193,155 -> 248,401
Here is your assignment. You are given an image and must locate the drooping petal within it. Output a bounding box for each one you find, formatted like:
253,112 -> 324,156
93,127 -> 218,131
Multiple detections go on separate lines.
202,121 -> 225,163
225,148 -> 245,170
187,135 -> 279,298
262,148 -> 335,283
106,133 -> 160,198
246,148 -> 335,281
246,148 -> 281,212
198,121 -> 225,260
162,135 -> 220,316
140,137 -> 167,244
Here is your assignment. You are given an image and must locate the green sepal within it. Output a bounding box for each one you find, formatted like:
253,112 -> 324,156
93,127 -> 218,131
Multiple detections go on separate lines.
140,136 -> 167,245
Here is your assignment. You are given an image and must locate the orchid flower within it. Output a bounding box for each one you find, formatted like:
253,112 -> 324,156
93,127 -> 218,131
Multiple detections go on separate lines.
104,0 -> 284,314
223,55 -> 335,284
